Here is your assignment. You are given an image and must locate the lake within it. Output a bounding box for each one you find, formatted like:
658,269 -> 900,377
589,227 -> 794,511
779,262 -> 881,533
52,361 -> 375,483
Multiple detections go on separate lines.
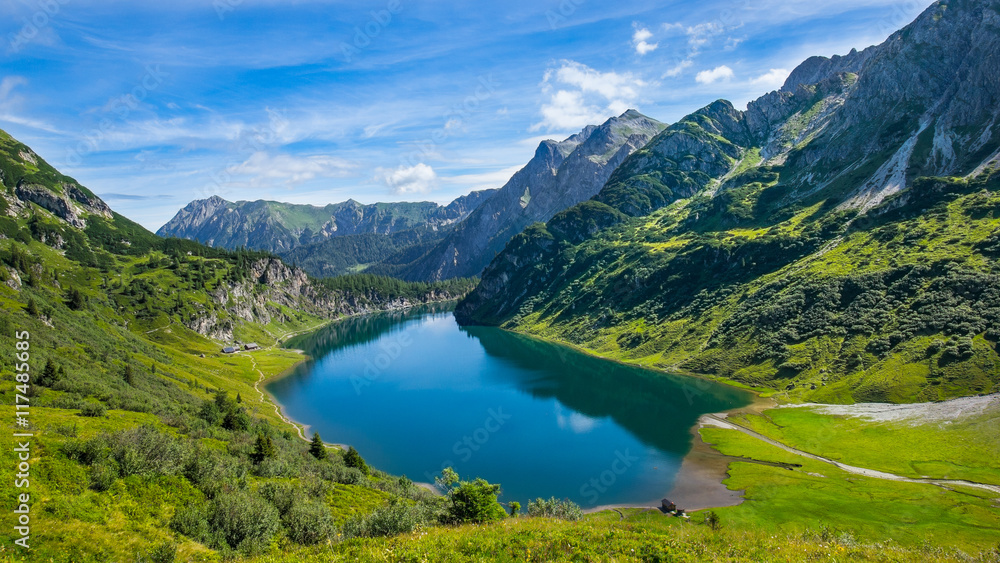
268,305 -> 752,508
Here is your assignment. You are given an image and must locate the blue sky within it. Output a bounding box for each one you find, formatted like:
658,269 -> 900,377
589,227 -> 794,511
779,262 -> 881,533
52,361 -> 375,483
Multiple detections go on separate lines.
1,0 -> 932,230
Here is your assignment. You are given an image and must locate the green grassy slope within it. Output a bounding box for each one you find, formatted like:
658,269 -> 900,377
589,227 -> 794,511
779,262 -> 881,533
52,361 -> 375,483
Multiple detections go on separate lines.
702,401 -> 1000,553
461,172 -> 1000,403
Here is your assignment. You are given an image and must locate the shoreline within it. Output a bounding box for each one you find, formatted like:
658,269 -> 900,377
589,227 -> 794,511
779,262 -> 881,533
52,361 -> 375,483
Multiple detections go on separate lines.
260,308 -> 778,514
253,300 -> 462,450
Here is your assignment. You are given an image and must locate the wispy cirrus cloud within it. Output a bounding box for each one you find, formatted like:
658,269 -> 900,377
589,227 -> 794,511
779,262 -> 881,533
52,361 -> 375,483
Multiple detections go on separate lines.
230,151 -> 356,189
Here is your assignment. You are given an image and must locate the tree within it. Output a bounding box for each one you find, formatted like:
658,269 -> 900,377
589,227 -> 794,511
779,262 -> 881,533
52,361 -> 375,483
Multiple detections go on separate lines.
309,432 -> 327,460
435,468 -> 506,524
236,393 -> 242,404
66,287 -> 87,310
508,501 -> 521,517
445,477 -> 507,524
343,446 -> 369,475
705,511 -> 721,531
25,298 -> 38,317
222,407 -> 251,432
123,364 -> 135,386
250,434 -> 276,464
39,359 -> 59,387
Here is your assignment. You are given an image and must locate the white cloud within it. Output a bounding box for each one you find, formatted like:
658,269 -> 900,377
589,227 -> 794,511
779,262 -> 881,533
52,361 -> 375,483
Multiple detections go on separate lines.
375,163 -> 437,195
662,59 -> 693,78
231,151 -> 355,188
695,65 -> 735,84
632,26 -> 658,55
663,21 -> 725,50
531,61 -> 645,132
750,68 -> 791,89
363,123 -> 391,138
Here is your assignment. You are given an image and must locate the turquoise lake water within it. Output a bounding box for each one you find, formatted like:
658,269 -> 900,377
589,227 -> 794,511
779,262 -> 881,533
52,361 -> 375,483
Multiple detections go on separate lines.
268,305 -> 751,507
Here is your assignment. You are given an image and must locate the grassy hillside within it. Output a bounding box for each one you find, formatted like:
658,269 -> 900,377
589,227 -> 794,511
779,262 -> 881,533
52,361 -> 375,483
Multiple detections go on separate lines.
462,169 -> 1000,403
0,138 -> 997,561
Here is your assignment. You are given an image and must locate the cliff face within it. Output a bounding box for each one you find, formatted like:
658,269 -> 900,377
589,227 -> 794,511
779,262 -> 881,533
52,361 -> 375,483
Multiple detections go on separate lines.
187,257 -> 465,341
399,110 -> 665,281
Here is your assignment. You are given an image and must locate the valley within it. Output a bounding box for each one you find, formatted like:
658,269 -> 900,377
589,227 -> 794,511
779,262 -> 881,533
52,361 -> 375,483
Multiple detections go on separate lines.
1,0 -> 1000,560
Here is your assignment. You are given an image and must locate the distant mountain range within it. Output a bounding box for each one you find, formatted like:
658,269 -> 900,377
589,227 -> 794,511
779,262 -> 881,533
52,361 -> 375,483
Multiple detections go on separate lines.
458,0 -> 1000,404
157,190 -> 495,255
159,110 -> 664,280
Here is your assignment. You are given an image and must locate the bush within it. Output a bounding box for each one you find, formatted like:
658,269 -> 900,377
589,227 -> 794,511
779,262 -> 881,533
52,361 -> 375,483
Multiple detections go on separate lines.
206,491 -> 280,554
445,478 -> 507,524
282,499 -> 335,545
169,504 -> 209,541
526,497 -> 583,521
89,463 -> 117,492
108,426 -> 188,478
258,481 -> 296,516
80,402 -> 106,418
145,542 -> 178,563
222,408 -> 251,432
342,501 -> 425,538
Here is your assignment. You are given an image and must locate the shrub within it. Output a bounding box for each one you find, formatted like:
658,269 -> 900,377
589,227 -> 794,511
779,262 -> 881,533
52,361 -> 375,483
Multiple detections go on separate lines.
342,501 -> 425,538
222,408 -> 251,432
206,491 -> 280,554
526,497 -> 583,521
62,436 -> 109,466
258,481 -> 296,516
89,463 -> 117,492
108,426 -> 188,477
80,402 -> 106,418
282,499 -> 335,545
169,504 -> 209,541
445,478 -> 507,524
145,542 -> 178,563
